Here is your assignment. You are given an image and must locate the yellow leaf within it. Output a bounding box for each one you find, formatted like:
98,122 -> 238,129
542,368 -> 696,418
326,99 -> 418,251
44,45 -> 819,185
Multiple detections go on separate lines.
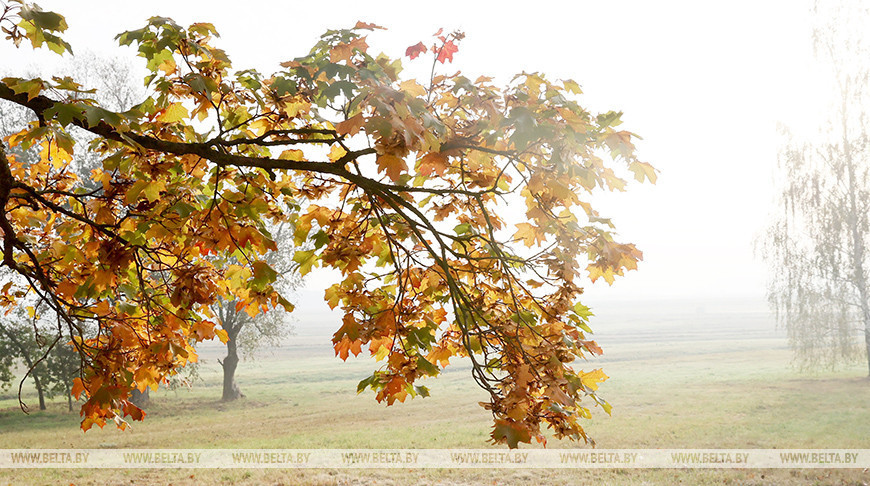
628,160 -> 658,183
248,118 -> 271,135
580,369 -> 609,391
513,222 -> 545,247
40,141 -> 73,170
328,145 -> 348,162
562,79 -> 583,94
278,149 -> 305,161
244,301 -> 260,318
399,79 -> 426,98
587,264 -> 616,285
157,58 -> 177,75
92,269 -> 115,292
214,328 -> 229,344
156,103 -> 188,124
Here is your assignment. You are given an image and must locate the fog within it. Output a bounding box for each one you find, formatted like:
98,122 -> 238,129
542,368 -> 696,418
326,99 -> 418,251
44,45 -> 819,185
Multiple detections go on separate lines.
0,0 -> 826,309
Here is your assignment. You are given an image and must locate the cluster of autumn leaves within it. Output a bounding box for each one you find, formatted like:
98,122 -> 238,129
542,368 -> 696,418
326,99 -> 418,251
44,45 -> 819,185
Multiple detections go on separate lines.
0,2 -> 654,447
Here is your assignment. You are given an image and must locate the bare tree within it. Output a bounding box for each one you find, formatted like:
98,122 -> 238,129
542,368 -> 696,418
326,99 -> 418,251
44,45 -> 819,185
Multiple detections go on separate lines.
760,0 -> 870,376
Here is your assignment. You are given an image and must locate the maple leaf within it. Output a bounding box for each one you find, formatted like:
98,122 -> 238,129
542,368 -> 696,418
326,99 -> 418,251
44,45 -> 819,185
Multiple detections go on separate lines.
492,420 -> 532,448
354,21 -> 385,30
580,368 -> 608,390
417,152 -> 449,177
71,377 -> 86,399
376,153 -> 408,182
278,149 -> 304,161
405,41 -> 427,59
330,36 -> 368,64
328,144 -> 348,162
437,40 -> 458,63
156,102 -> 188,124
334,113 -> 366,137
628,160 -> 658,183
513,222 -> 546,247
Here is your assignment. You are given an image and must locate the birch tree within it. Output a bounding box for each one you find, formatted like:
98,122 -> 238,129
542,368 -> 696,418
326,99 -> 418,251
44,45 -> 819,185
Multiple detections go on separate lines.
761,0 -> 870,376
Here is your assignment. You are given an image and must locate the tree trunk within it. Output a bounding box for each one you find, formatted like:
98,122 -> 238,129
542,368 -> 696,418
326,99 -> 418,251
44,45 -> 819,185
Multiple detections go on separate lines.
865,325 -> 870,378
32,374 -> 46,411
221,337 -> 244,401
130,388 -> 150,408
842,110 -> 870,378
65,380 -> 72,412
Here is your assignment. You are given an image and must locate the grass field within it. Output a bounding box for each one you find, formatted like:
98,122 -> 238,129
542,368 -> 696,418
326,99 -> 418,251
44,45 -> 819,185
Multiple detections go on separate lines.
1,298 -> 869,485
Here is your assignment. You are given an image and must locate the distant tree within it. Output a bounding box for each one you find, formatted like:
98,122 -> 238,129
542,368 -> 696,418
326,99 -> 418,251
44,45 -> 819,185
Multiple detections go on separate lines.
43,335 -> 79,411
0,302 -> 82,411
213,224 -> 297,402
0,319 -> 50,411
760,0 -> 870,376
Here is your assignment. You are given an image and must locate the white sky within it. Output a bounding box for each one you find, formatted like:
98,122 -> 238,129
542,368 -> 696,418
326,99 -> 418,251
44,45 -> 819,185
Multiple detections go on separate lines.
1,0 -> 828,306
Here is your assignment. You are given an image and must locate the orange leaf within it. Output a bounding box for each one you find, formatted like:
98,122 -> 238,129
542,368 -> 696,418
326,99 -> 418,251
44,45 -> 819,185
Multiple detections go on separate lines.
437,40 -> 458,63
71,377 -> 86,399
376,154 -> 407,182
418,152 -> 449,177
335,113 -> 365,137
354,21 -> 385,30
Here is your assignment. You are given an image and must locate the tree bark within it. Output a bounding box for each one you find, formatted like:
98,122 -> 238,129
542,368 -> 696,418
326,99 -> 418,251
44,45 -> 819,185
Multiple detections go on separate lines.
221,336 -> 244,401
842,109 -> 870,378
865,326 -> 870,378
130,388 -> 150,408
33,374 -> 46,411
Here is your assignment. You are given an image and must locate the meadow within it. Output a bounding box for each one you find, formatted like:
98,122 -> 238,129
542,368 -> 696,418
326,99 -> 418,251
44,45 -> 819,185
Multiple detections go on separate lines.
1,297 -> 868,485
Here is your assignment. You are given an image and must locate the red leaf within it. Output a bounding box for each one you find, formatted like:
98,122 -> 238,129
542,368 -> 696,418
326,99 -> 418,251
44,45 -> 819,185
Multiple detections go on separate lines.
405,42 -> 427,60
437,40 -> 458,64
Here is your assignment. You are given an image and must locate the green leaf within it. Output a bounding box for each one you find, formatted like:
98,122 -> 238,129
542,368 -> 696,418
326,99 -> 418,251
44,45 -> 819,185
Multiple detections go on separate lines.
492,421 -> 531,449
365,116 -> 392,138
415,356 -> 439,377
572,302 -> 594,319
45,102 -> 83,127
453,223 -> 471,235
312,230 -> 329,249
271,76 -> 297,96
83,106 -> 122,128
251,261 -> 278,288
19,7 -> 68,32
357,373 -> 379,393
292,250 -> 318,275
169,201 -> 196,218
125,180 -> 150,204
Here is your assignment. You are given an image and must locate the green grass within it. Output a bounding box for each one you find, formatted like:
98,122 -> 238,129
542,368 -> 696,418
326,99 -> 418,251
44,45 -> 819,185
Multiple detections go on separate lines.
1,300 -> 869,484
